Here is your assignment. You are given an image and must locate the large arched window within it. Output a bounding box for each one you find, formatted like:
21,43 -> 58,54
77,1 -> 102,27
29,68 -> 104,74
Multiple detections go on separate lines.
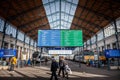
97,31 -> 103,41
30,39 -> 34,46
0,18 -> 4,32
18,31 -> 24,41
5,23 -> 16,37
116,18 -> 120,32
91,36 -> 96,44
104,24 -> 115,38
25,36 -> 30,44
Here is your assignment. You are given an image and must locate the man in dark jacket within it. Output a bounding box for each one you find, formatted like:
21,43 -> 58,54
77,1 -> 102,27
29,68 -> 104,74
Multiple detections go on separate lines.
50,59 -> 58,80
58,56 -> 65,77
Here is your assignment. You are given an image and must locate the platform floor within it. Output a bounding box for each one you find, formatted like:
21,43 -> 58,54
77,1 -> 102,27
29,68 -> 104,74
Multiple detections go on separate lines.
0,60 -> 120,80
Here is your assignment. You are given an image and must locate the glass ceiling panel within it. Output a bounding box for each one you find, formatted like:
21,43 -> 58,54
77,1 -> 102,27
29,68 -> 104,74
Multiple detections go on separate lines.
42,0 -> 78,29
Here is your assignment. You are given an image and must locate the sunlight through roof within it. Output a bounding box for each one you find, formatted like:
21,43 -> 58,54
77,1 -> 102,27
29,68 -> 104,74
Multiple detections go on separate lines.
42,0 -> 79,29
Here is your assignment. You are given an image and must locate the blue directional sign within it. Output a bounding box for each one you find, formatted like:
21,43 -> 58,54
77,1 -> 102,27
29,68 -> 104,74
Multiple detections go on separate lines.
3,49 -> 17,57
104,49 -> 120,58
0,49 -> 17,58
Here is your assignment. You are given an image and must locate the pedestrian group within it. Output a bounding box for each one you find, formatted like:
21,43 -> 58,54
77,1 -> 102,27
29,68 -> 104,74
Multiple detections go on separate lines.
50,56 -> 72,80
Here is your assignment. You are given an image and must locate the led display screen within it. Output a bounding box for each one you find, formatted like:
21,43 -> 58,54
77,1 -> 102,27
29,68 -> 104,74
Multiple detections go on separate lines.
38,30 -> 83,47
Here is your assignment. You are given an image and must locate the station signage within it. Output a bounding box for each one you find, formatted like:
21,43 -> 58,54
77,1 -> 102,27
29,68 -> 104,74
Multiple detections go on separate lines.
0,49 -> 17,58
49,50 -> 72,55
104,49 -> 120,58
38,30 -> 83,47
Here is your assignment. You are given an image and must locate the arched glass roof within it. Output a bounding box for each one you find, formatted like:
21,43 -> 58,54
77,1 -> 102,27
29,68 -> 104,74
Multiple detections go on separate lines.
42,0 -> 79,29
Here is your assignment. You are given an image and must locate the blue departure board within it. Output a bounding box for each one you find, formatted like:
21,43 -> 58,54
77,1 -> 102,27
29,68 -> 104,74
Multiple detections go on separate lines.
38,30 -> 83,47
38,30 -> 60,46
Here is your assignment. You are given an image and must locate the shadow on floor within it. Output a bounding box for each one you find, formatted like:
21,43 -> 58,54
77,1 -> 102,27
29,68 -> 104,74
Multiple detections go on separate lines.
0,76 -> 120,80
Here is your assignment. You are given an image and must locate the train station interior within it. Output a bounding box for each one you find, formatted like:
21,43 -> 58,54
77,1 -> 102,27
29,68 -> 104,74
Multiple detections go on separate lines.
0,0 -> 120,80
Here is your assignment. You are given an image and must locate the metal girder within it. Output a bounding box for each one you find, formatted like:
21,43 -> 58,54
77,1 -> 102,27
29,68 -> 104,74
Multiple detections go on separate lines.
25,18 -> 96,35
7,3 -> 43,21
51,19 -> 98,34
73,0 -> 96,42
30,30 -> 91,41
25,20 -> 61,34
61,11 -> 103,29
59,0 -> 61,29
26,23 -> 69,35
82,0 -> 105,30
30,33 -> 38,39
80,0 -> 97,28
17,11 -> 62,28
59,19 -> 94,34
48,11 -> 104,29
18,10 -> 104,29
83,32 -> 91,38
74,16 -> 103,29
28,21 -> 95,37
52,24 -> 68,29
22,19 -> 62,33
77,3 -> 114,21
25,23 -> 49,33
29,31 -> 38,36
60,19 -> 95,34
15,0 -> 28,25
8,0 -> 38,41
31,34 -> 90,41
29,31 -> 91,41
25,19 -> 65,34
44,6 -> 103,28
79,0 -> 103,30
50,24 -> 60,29
47,11 -> 73,18
43,0 -> 78,7
17,16 -> 46,28
33,36 -> 37,40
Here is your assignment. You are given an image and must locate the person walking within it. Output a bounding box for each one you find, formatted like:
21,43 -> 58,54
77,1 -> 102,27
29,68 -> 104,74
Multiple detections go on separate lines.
64,62 -> 72,79
10,56 -> 17,71
45,57 -> 48,65
58,56 -> 65,77
50,58 -> 59,80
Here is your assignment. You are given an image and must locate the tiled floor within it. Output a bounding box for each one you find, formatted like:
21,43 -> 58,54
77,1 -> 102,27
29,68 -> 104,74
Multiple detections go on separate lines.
0,60 -> 120,80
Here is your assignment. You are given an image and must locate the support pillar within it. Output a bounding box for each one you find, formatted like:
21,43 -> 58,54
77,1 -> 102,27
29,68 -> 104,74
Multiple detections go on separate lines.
113,20 -> 119,49
90,38 -> 92,51
23,34 -> 26,52
102,29 -> 106,50
15,28 -> 19,49
95,35 -> 100,67
29,39 -> 31,59
86,42 -> 87,50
